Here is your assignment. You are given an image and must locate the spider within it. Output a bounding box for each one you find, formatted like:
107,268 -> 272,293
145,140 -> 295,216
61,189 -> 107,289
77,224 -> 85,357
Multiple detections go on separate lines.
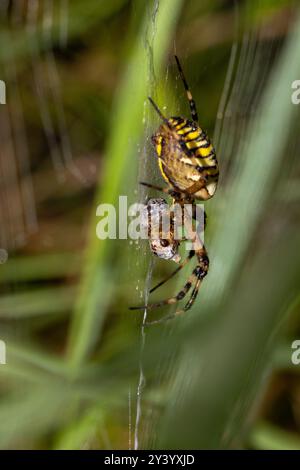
130,56 -> 219,325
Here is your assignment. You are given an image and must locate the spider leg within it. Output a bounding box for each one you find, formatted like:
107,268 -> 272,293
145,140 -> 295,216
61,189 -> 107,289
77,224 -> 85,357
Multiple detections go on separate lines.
174,55 -> 198,122
129,275 -> 193,311
181,276 -> 202,312
140,176 -> 209,203
145,249 -> 208,325
148,97 -> 172,129
182,177 -> 211,202
130,249 -> 208,313
139,181 -> 168,194
150,249 -> 195,293
145,277 -> 201,325
139,181 -> 180,199
185,177 -> 208,195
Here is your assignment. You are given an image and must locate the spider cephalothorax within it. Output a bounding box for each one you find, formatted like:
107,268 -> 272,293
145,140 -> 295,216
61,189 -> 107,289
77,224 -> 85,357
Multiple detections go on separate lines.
130,56 -> 219,325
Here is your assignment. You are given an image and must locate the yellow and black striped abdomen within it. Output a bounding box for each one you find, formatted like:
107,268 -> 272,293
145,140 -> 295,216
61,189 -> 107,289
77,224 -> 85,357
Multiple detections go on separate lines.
152,117 -> 219,200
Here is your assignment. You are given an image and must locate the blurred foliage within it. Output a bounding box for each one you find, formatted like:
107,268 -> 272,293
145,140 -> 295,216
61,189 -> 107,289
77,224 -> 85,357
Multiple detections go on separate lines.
0,0 -> 299,450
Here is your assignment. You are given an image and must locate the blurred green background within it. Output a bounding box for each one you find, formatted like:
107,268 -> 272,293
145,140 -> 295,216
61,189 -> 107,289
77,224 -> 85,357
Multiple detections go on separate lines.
0,0 -> 300,450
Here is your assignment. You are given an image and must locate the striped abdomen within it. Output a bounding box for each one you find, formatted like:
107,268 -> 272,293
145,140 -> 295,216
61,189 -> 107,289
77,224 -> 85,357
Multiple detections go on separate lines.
152,117 -> 219,200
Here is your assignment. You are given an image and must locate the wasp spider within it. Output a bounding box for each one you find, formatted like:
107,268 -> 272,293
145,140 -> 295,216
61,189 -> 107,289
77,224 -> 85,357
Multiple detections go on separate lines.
130,56 -> 219,325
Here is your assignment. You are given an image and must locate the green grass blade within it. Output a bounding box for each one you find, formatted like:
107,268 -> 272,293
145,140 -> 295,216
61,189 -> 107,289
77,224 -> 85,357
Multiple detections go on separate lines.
159,11 -> 300,449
